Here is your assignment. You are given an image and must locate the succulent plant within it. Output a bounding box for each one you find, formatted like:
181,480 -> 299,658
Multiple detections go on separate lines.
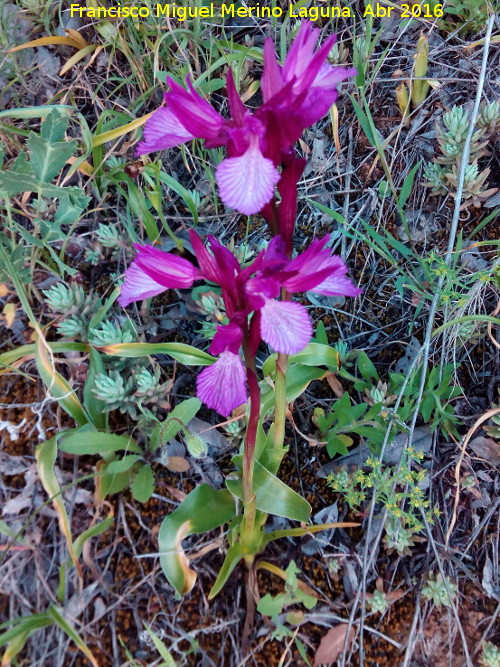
368,589 -> 388,614
328,41 -> 350,65
477,100 -> 500,135
422,572 -> 457,609
44,282 -> 86,312
89,320 -> 134,346
56,315 -> 86,339
96,223 -> 122,248
480,642 -> 500,667
446,163 -> 497,208
425,101 -> 500,208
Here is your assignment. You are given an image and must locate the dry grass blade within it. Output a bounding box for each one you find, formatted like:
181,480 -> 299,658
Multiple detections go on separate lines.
446,406 -> 500,546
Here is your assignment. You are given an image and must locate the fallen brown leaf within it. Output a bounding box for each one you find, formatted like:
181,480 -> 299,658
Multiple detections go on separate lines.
2,303 -> 16,328
469,436 -> 500,465
326,372 -> 344,398
314,624 -> 356,666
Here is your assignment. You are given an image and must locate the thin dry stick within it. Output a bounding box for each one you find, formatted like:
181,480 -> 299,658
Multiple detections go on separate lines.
445,406 -> 500,545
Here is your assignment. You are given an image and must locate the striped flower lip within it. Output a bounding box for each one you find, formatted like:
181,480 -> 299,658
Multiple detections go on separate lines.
119,232 -> 361,416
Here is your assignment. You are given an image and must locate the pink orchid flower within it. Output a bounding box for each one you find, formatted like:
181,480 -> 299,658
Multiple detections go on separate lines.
118,232 -> 361,416
136,23 -> 356,219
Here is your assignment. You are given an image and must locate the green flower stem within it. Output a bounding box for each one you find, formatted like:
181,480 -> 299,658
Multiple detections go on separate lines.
273,287 -> 290,449
273,352 -> 288,448
240,359 -> 260,559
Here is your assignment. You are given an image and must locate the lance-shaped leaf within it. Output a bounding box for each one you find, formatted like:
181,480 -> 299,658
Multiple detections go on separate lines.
99,342 -> 215,366
158,484 -> 236,595
83,348 -> 108,431
208,543 -> 246,599
260,364 -> 326,417
0,613 -> 53,665
35,437 -> 82,579
262,521 -> 359,550
35,336 -> 89,426
58,427 -> 142,455
226,458 -> 311,523
0,341 -> 88,371
262,343 -> 340,377
47,605 -> 99,667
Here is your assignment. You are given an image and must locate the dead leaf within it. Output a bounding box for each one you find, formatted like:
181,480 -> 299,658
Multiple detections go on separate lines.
326,372 -> 344,398
166,456 -> 190,473
0,284 -> 9,297
481,556 -> 499,601
187,416 -> 230,450
469,436 -> 500,465
0,452 -> 31,476
315,624 -> 356,666
2,303 -> 16,328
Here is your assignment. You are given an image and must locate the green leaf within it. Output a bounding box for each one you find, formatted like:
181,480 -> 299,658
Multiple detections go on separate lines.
97,463 -> 132,498
257,592 -> 287,619
41,109 -> 69,142
226,459 -> 311,522
35,336 -> 89,426
356,351 -> 379,383
131,464 -> 155,503
420,394 -> 435,423
106,455 -> 142,474
260,364 -> 325,416
149,397 -> 201,452
313,321 -> 328,344
158,171 -> 199,225
326,434 -> 353,457
143,624 -> 177,666
59,428 -> 142,455
99,342 -> 215,366
158,485 -> 236,595
378,180 -> 390,198
259,446 -> 287,477
208,543 -> 246,599
83,348 -> 108,430
262,343 -> 339,377
0,340 -> 88,370
0,613 -> 52,650
73,517 -> 113,560
349,95 -> 375,145
35,437 -> 81,577
54,192 -> 90,225
398,161 -> 421,209
47,605 -> 99,666
27,132 -> 77,183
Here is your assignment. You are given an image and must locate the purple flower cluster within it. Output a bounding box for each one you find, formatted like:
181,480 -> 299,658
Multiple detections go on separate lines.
136,23 -> 356,223
118,231 -> 361,416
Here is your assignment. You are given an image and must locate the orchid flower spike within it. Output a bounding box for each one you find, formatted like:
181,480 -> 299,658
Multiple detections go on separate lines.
118,233 -> 361,416
136,23 -> 356,218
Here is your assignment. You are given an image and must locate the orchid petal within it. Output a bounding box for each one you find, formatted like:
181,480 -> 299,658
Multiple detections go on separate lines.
260,299 -> 312,355
209,322 -> 243,356
282,241 -> 362,297
313,64 -> 358,89
118,261 -> 167,307
196,351 -> 247,416
312,273 -> 363,297
133,244 -> 199,288
166,76 -> 225,141
216,143 -> 280,215
136,107 -> 194,156
262,38 -> 284,103
226,69 -> 246,125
